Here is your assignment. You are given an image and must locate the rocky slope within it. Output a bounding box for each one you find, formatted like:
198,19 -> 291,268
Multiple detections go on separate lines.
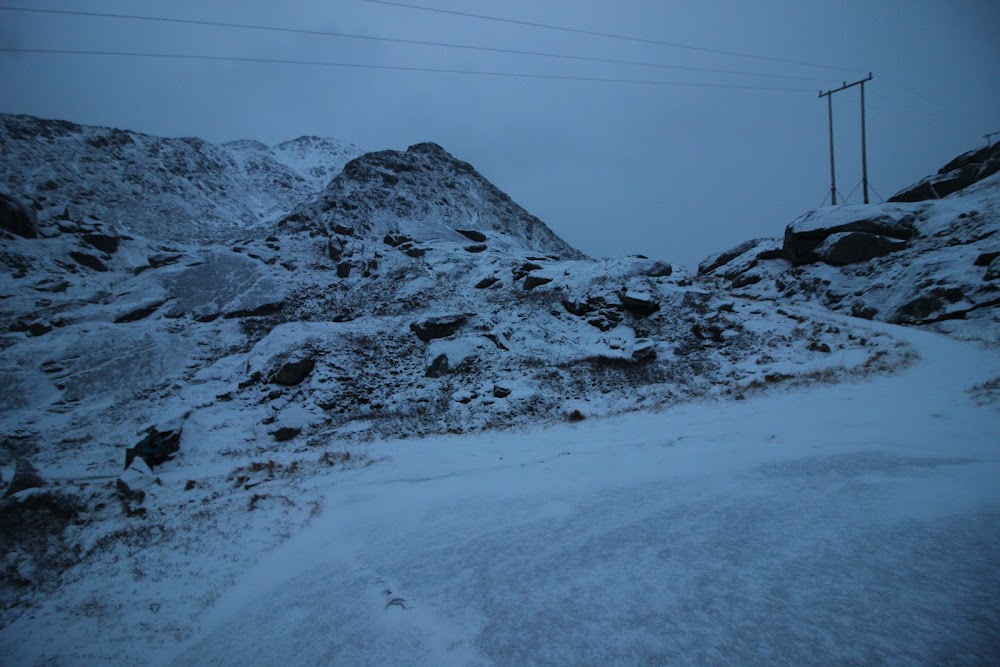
0,114 -> 919,651
699,144 -> 1000,341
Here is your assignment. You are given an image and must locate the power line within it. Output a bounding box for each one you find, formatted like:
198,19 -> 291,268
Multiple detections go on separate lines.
0,48 -> 819,91
0,6 -> 839,84
360,0 -> 864,74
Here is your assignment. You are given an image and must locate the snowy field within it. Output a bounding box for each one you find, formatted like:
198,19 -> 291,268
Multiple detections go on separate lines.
144,319 -> 1000,665
3,318 -> 998,665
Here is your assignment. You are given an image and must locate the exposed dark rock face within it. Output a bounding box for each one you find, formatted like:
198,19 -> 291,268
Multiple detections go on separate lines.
125,427 -> 181,469
270,358 -> 316,386
456,229 -> 486,243
410,313 -> 472,342
475,276 -> 500,289
271,426 -> 301,442
69,251 -> 108,271
620,292 -> 659,317
0,193 -> 39,238
782,211 -> 917,265
523,275 -> 553,290
425,354 -> 450,378
890,142 -> 1000,203
699,238 -> 769,275
731,272 -> 762,288
812,232 -> 908,266
115,301 -> 165,324
81,232 -> 119,254
4,459 -> 46,497
985,257 -> 1000,281
974,250 -> 999,266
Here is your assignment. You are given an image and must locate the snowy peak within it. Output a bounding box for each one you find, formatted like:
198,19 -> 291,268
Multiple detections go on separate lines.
282,141 -> 585,259
0,113 -> 362,243
224,134 -> 362,193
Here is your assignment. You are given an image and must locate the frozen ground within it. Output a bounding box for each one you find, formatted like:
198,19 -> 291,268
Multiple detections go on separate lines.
102,318 -> 999,664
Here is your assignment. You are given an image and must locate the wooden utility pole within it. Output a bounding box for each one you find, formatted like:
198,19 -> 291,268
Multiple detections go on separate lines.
985,131 -> 1000,147
820,73 -> 873,205
826,93 -> 837,205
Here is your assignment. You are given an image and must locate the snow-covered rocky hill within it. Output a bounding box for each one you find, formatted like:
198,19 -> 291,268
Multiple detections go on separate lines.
700,143 -> 1000,341
1,115 -> 994,664
0,114 -> 363,242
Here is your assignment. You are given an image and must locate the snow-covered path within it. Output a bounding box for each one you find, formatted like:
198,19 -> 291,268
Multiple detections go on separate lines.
165,322 -> 1000,665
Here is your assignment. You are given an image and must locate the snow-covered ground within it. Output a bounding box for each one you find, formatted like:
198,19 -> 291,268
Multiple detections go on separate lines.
6,315 -> 993,665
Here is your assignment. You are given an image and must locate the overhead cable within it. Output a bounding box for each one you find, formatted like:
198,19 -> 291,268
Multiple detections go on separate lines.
0,47 -> 819,91
359,0 -> 864,74
0,6 -> 838,84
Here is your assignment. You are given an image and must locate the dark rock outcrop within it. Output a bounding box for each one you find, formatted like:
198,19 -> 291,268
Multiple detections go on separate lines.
0,193 -> 39,238
457,229 -> 487,243
475,276 -> 500,289
69,251 -> 109,271
620,292 -> 659,317
125,426 -> 182,469
410,313 -> 472,342
271,426 -> 301,442
975,250 -> 1000,267
782,210 -> 917,265
425,354 -> 450,378
81,231 -> 119,254
985,257 -> 1000,281
699,238 -> 769,275
890,142 -> 1000,203
523,275 -> 553,290
812,232 -> 908,266
4,459 -> 46,497
270,358 -> 315,386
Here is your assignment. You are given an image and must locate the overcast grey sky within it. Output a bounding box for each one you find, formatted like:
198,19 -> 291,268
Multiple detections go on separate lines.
2,1 -> 998,268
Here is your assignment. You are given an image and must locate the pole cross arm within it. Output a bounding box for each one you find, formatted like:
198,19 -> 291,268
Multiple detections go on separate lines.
819,72 -> 873,98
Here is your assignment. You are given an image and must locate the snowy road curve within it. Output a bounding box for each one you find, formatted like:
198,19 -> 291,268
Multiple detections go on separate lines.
165,322 -> 1000,665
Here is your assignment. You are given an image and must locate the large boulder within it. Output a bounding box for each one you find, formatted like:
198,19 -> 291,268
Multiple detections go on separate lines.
0,193 -> 39,238
125,424 -> 182,469
81,231 -> 120,254
619,289 -> 659,317
69,251 -> 109,271
782,206 -> 918,265
270,357 -> 315,386
410,313 -> 472,342
456,229 -> 486,243
523,274 -> 553,290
